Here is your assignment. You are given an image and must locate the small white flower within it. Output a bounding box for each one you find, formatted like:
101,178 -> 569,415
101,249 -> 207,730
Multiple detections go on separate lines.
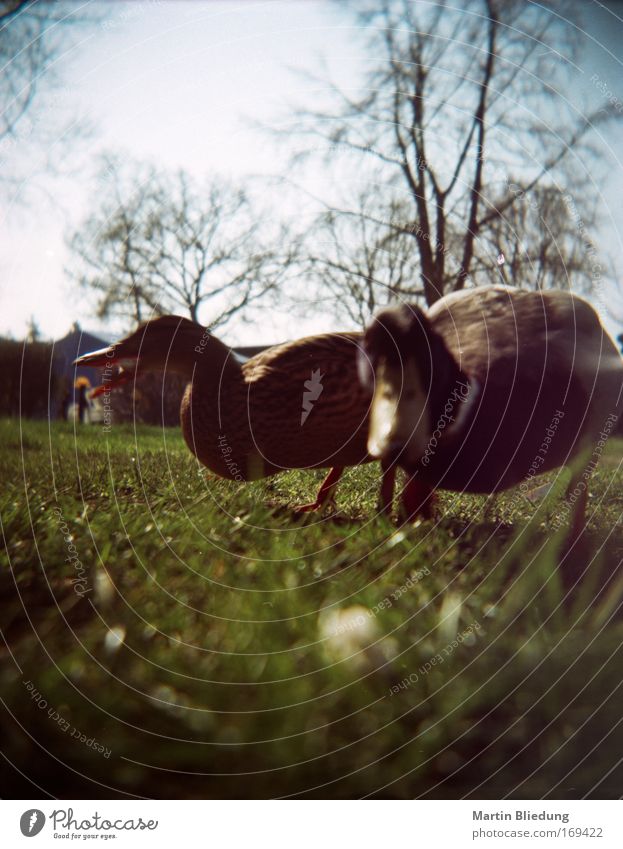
104,625 -> 126,654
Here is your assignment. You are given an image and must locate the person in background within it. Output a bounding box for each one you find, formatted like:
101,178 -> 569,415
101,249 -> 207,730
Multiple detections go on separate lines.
74,376 -> 91,424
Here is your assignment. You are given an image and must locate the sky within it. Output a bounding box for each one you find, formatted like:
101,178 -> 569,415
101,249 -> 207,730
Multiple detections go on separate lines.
1,0 -> 622,346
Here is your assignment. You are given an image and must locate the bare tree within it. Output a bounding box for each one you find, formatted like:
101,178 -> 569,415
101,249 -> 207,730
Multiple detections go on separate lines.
305,188 -> 423,327
0,1 -> 93,196
478,184 -> 600,293
69,157 -> 294,329
293,0 -> 620,309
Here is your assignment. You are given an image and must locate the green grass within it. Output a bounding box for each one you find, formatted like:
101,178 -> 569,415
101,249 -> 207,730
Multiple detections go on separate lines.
2,418 -> 623,799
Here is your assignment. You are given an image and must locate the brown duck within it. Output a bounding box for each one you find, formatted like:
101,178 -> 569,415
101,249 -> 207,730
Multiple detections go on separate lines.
360,286 -> 623,528
76,316 -> 400,513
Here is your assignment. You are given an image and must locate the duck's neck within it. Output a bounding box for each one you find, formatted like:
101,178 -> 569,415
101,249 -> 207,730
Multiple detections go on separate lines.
426,332 -> 476,437
179,331 -> 255,477
186,329 -> 242,383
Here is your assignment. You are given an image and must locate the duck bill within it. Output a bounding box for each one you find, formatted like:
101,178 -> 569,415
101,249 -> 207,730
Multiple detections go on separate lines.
367,361 -> 431,466
74,345 -> 117,368
74,347 -> 138,397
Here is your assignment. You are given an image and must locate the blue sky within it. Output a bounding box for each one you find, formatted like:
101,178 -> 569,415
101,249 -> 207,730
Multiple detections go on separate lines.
1,0 -> 621,345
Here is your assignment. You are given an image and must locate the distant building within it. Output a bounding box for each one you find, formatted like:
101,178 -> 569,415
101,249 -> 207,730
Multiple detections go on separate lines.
51,323 -> 112,419
54,322 -> 112,388
234,345 -> 269,360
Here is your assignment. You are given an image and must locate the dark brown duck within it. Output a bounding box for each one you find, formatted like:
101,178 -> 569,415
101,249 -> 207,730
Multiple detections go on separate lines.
360,287 -> 623,522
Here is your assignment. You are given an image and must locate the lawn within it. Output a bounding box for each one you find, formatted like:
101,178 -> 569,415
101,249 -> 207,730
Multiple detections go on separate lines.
1,418 -> 623,799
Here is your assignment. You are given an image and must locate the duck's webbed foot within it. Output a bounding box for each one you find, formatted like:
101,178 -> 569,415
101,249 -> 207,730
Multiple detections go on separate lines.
293,466 -> 343,514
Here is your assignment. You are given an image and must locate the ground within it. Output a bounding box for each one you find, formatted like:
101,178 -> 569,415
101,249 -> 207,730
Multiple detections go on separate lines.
1,419 -> 623,799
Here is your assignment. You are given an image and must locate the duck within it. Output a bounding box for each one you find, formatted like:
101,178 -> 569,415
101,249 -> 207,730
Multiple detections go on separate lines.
75,315 -> 402,514
359,286 -> 623,529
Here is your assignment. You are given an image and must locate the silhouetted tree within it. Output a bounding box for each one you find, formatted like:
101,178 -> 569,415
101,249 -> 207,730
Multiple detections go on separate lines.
305,189 -> 422,327
0,1 -> 93,198
294,0 -> 620,309
70,157 -> 296,329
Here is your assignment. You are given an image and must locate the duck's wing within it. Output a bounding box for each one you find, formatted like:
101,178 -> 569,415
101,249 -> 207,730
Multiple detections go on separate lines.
240,332 -> 372,469
430,286 -> 621,383
426,288 -> 623,491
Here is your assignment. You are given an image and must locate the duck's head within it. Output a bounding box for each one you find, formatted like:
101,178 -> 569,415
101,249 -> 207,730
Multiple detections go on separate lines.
74,315 -> 214,397
360,304 -> 462,470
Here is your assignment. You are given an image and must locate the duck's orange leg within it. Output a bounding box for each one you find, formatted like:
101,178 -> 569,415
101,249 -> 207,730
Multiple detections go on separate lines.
378,461 -> 397,516
294,466 -> 344,513
566,474 -> 589,545
401,475 -> 436,522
